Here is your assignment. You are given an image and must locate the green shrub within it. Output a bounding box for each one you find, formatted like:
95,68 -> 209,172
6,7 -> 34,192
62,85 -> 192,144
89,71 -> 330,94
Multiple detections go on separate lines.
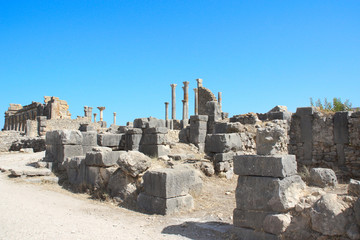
310,97 -> 352,112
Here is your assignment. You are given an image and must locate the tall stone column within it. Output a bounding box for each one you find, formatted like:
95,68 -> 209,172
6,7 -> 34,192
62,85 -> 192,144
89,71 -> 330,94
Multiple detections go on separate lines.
194,88 -> 198,115
88,107 -> 93,120
170,84 -> 177,120
94,113 -> 97,123
165,102 -> 169,120
182,81 -> 189,121
97,107 -> 105,121
218,92 -> 222,106
113,112 -> 117,125
196,78 -> 203,88
84,106 -> 88,117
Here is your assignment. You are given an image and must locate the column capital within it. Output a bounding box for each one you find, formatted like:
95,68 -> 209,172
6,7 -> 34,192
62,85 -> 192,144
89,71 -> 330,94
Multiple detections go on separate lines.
97,106 -> 105,111
196,78 -> 203,87
170,83 -> 177,88
183,81 -> 189,87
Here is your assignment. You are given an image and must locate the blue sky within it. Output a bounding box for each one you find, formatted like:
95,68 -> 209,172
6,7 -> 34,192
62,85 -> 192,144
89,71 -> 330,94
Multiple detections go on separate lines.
1,1 -> 359,127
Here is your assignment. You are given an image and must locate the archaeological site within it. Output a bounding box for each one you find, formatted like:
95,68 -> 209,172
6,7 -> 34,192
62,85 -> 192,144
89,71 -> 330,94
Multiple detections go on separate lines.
1,78 -> 360,240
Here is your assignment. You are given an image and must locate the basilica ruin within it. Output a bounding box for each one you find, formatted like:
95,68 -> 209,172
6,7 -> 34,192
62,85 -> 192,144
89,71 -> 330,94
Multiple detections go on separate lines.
1,79 -> 360,240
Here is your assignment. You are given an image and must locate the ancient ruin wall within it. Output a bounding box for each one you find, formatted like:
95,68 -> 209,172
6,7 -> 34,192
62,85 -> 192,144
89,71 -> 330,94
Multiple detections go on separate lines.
198,86 -> 217,115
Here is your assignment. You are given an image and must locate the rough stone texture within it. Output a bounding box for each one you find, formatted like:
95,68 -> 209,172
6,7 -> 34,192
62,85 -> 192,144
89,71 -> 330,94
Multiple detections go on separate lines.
354,198 -> 360,226
139,144 -> 170,157
310,194 -> 349,236
137,193 -> 194,215
230,112 -> 259,125
84,148 -> 124,167
189,115 -> 208,152
46,130 -> 83,145
97,134 -> 124,148
235,175 -> 305,212
116,151 -> 151,177
205,133 -> 241,153
256,123 -> 288,155
263,213 -> 292,235
125,128 -> 142,151
140,133 -> 168,145
198,86 -> 217,115
81,132 -> 98,147
107,169 -> 138,202
142,167 -> 201,198
233,155 -> 297,178
233,209 -> 271,230
348,179 -> 360,197
309,168 -> 338,188
45,144 -> 83,164
231,227 -> 279,240
205,101 -> 222,134
200,162 -> 215,176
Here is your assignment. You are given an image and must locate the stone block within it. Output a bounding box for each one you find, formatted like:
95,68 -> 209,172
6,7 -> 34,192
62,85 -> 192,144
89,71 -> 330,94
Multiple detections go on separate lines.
233,155 -> 297,178
133,118 -> 149,128
46,130 -> 83,145
141,134 -> 168,145
85,149 -> 125,167
142,167 -> 198,198
205,133 -> 241,153
81,131 -> 98,146
46,144 -> 83,164
190,121 -> 207,130
235,175 -> 305,212
213,152 -> 236,163
268,111 -> 292,121
334,111 -> 350,144
147,118 -> 166,128
256,126 -> 287,155
126,128 -> 142,134
125,133 -> 142,151
349,179 -> 360,197
206,101 -> 222,122
137,193 -> 194,215
67,156 -> 85,169
189,129 -> 207,144
97,134 -> 124,147
117,151 -> 151,177
190,115 -> 208,122
107,169 -> 137,201
231,227 -> 279,240
309,168 -> 337,188
79,124 -> 95,132
143,127 -> 168,134
296,107 -> 315,116
263,213 -> 291,235
140,144 -> 170,157
233,209 -> 271,230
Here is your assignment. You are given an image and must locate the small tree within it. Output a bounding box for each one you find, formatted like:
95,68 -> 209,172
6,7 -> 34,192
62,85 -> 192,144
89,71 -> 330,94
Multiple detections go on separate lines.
310,97 -> 352,112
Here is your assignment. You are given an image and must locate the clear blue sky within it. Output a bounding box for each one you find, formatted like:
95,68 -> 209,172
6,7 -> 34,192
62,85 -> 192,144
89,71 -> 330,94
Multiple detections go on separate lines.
1,1 -> 359,127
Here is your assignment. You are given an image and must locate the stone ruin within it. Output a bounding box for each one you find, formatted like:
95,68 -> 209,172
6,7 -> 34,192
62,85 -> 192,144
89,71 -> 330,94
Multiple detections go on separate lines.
1,78 -> 360,239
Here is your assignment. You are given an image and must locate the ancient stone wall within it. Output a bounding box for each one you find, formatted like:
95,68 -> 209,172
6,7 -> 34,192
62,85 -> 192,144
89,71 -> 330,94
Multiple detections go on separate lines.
198,86 -> 217,115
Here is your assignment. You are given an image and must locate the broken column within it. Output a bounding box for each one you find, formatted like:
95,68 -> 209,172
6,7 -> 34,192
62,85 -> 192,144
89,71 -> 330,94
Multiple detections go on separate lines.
113,112 -> 117,125
218,92 -> 222,106
194,88 -> 198,115
165,102 -> 171,129
189,115 -> 208,152
232,125 -> 305,239
182,81 -> 189,127
170,84 -> 177,120
94,113 -> 97,123
137,166 -> 201,215
140,127 -> 170,157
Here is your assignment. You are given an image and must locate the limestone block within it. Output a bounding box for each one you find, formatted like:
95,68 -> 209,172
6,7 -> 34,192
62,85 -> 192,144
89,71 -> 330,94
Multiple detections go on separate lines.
205,133 -> 241,153
233,209 -> 271,230
46,144 -> 83,164
125,132 -> 142,151
213,152 -> 236,163
309,168 -> 338,188
334,111 -> 350,144
81,131 -> 98,146
142,167 -> 199,198
233,155 -> 297,178
67,156 -> 85,169
133,118 -> 148,128
79,124 -> 95,132
141,134 -> 168,145
126,128 -> 142,134
85,149 -> 125,167
189,115 -> 208,122
354,198 -> 360,226
267,111 -> 292,121
263,213 -> 292,235
189,130 -> 206,144
143,127 -> 168,134
140,144 -> 170,157
46,130 -> 83,145
310,194 -> 349,236
348,179 -> 360,197
206,101 -> 222,122
97,134 -> 124,147
117,151 -> 151,177
256,126 -> 287,155
137,193 -> 194,215
84,166 -> 114,189
147,118 -> 166,128
107,169 -> 138,202
190,121 -> 207,130
235,175 -> 305,212
231,227 -> 279,240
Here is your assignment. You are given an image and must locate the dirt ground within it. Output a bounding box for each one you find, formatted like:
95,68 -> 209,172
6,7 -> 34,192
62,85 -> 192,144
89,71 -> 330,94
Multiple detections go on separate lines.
0,152 -> 237,240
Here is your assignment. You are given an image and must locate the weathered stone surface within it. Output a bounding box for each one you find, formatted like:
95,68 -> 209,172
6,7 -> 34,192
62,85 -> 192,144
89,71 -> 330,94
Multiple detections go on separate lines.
84,166 -> 114,189
85,148 -> 125,167
256,126 -> 287,155
200,162 -> 215,176
133,118 -> 148,128
236,175 -> 305,212
190,115 -> 208,122
147,118 -> 166,128
10,167 -> 52,177
231,227 -> 279,240
310,194 -> 349,236
189,130 -> 207,144
233,209 -> 271,230
309,168 -> 337,188
205,133 -> 241,153
142,167 -> 200,198
233,155 -> 297,178
334,111 -> 350,144
213,152 -> 236,163
45,144 -> 83,164
46,130 -> 83,145
137,193 -> 194,215
141,134 -> 168,145
107,169 -> 138,202
140,144 -> 170,157
81,131 -> 98,146
125,131 -> 142,151
354,198 -> 360,226
97,134 -> 124,147
143,127 -> 168,134
117,151 -> 151,177
348,179 -> 360,197
126,128 -> 142,134
263,213 -> 292,235
190,121 -> 207,130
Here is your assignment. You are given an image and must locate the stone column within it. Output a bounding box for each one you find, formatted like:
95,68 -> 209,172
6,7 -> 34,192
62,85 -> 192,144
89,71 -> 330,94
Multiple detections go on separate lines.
94,113 -> 97,123
182,81 -> 189,121
113,112 -> 117,125
84,106 -> 88,117
218,92 -> 222,106
196,78 -> 203,88
170,84 -> 177,120
88,107 -> 93,120
97,107 -> 105,121
165,102 -> 169,120
194,88 -> 198,115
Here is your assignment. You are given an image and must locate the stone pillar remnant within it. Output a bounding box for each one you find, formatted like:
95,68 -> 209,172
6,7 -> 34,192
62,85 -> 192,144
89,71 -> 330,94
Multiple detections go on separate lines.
97,107 -> 105,121
113,112 -> 117,125
182,81 -> 189,121
218,92 -> 222,106
94,113 -> 97,123
165,102 -> 169,121
194,88 -> 198,115
170,84 -> 177,120
196,78 -> 203,88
